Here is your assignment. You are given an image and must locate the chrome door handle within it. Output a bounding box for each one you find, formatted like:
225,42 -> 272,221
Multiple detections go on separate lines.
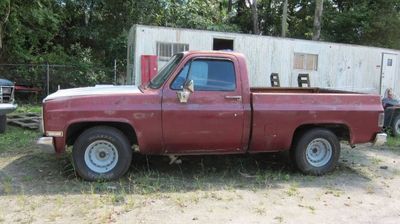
225,95 -> 242,100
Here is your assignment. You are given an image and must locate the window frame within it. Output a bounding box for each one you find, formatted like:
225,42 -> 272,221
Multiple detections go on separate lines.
169,57 -> 237,92
293,53 -> 318,71
156,42 -> 189,61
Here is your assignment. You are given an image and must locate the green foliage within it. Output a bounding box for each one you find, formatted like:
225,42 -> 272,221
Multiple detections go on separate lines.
323,0 -> 400,49
387,136 -> 400,148
0,0 -> 399,89
0,126 -> 40,153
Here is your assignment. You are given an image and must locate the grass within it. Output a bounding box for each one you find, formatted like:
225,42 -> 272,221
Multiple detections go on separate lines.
14,104 -> 42,114
0,104 -> 41,153
387,136 -> 400,147
0,126 -> 40,153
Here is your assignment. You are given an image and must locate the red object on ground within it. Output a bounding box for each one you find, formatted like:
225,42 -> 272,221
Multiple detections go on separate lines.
15,85 -> 41,94
140,55 -> 158,84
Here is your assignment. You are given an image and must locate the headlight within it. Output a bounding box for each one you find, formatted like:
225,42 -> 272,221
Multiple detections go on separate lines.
40,109 -> 45,134
2,87 -> 11,94
378,113 -> 384,128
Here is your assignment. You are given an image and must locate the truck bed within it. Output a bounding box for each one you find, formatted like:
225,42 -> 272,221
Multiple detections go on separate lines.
249,88 -> 383,153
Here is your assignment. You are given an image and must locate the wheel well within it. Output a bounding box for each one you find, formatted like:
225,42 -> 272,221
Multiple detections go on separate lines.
292,124 -> 350,146
66,122 -> 137,146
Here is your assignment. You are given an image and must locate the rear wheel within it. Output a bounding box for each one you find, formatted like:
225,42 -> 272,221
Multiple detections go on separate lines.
0,115 -> 6,133
72,126 -> 132,181
391,115 -> 400,137
293,128 -> 340,175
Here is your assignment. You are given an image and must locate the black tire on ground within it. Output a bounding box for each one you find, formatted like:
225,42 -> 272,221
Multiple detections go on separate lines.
391,114 -> 400,137
292,128 -> 340,175
0,115 -> 6,133
72,126 -> 132,181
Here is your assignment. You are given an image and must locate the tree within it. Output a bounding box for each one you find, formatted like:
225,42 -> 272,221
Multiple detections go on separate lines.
312,0 -> 324,40
0,0 -> 11,52
281,0 -> 288,37
322,0 -> 400,49
245,0 -> 260,34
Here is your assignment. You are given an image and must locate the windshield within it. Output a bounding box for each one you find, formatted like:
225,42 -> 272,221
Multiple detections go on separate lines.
149,53 -> 183,89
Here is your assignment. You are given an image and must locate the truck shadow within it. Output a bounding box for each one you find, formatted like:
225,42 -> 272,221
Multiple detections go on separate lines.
0,145 -> 380,196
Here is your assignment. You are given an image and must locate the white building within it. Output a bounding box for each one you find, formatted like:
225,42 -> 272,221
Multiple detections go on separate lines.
127,24 -> 399,96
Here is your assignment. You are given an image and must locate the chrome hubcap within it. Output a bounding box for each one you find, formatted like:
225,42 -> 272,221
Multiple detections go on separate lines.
84,140 -> 119,173
306,138 -> 332,167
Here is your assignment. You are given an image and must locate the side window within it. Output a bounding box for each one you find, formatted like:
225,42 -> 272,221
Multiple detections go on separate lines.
171,59 -> 236,91
171,64 -> 189,89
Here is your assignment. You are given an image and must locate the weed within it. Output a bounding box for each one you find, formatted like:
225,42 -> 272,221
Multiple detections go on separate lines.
274,216 -> 284,223
253,204 -> 266,215
174,196 -> 187,208
298,204 -> 316,214
324,186 -> 344,197
0,126 -> 40,153
14,105 -> 42,114
371,157 -> 383,165
387,136 -> 400,147
285,182 -> 299,197
365,185 -> 375,194
1,175 -> 13,194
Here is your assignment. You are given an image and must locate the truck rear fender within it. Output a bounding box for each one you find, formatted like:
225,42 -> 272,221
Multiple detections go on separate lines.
291,123 -> 351,147
66,121 -> 138,148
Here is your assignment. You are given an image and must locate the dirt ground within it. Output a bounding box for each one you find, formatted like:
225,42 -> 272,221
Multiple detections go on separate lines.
1,139 -> 400,224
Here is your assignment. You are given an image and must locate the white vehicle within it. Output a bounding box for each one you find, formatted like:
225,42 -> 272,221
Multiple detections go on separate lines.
0,78 -> 17,133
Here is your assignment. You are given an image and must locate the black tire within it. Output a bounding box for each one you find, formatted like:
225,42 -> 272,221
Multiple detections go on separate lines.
391,114 -> 400,137
0,115 -> 6,133
292,128 -> 340,175
72,126 -> 132,181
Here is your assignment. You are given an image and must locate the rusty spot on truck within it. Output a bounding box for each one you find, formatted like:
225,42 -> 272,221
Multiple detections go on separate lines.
133,113 -> 146,119
104,110 -> 116,115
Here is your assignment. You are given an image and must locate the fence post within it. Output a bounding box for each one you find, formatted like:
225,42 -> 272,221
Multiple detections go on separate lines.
114,59 -> 117,85
46,62 -> 50,96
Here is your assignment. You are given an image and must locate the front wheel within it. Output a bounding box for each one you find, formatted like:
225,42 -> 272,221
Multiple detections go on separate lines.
0,115 -> 6,133
292,128 -> 340,175
391,115 -> 400,137
72,126 -> 132,181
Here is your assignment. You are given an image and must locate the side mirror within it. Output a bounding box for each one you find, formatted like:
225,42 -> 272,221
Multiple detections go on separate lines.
185,80 -> 194,93
177,80 -> 194,103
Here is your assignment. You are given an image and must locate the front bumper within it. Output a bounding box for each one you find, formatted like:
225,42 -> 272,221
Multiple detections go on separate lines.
37,136 -> 55,152
373,133 -> 387,147
0,103 -> 17,115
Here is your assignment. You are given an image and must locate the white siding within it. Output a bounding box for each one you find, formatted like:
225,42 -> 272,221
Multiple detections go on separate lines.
127,25 -> 400,96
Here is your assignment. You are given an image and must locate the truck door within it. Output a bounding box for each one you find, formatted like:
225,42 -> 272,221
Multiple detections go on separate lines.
161,56 -> 245,154
381,53 -> 398,95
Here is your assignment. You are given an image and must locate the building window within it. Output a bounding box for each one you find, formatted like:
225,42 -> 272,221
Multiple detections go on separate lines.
156,42 -> 189,61
293,53 -> 318,71
387,59 -> 393,66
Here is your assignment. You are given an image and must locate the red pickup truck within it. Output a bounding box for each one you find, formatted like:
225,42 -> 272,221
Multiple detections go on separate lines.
38,51 -> 386,181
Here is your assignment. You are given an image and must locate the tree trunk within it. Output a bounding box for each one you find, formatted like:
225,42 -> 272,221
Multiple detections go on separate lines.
250,0 -> 259,34
281,0 -> 288,37
228,0 -> 232,13
312,0 -> 324,40
0,25 -> 3,50
0,0 -> 11,51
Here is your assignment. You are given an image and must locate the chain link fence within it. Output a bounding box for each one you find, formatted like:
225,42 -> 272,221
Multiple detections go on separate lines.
0,63 -> 120,103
